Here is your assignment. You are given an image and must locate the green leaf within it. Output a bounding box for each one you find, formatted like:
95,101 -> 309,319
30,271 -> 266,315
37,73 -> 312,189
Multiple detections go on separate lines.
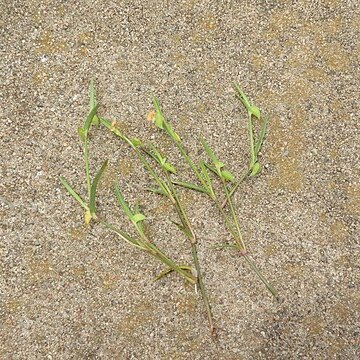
152,96 -> 164,129
163,162 -> 176,174
89,160 -> 108,216
221,169 -> 235,181
131,138 -> 142,147
234,84 -> 251,110
254,115 -> 268,156
100,220 -> 143,249
147,187 -> 167,196
200,137 -> 218,164
77,127 -> 86,142
89,80 -> 99,126
154,265 -> 192,282
172,180 -> 207,194
114,182 -> 133,220
250,162 -> 261,176
150,145 -> 165,165
199,161 -> 213,188
215,161 -> 225,175
84,103 -> 100,134
132,213 -> 146,223
59,177 -> 89,210
249,105 -> 261,119
166,123 -> 181,143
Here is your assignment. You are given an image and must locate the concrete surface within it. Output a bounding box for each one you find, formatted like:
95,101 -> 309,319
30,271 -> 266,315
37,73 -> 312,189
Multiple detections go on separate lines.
1,1 -> 359,359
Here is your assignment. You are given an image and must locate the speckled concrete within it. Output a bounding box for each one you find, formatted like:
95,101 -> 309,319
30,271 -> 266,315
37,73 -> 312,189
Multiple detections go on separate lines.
1,1 -> 359,359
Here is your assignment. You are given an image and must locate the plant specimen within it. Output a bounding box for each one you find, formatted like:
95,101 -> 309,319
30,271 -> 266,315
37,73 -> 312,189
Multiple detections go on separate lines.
149,89 -> 277,298
60,81 -> 278,339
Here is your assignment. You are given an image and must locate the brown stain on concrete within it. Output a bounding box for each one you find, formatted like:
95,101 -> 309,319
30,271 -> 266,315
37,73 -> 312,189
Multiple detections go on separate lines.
36,31 -> 68,54
320,42 -> 351,71
29,259 -> 54,280
304,315 -> 325,335
117,302 -> 154,337
5,299 -> 22,314
117,159 -> 133,178
330,220 -> 348,243
70,266 -> 86,278
345,183 -> 360,216
176,294 -> 197,314
283,263 -> 305,278
69,225 -> 87,241
267,107 -> 305,192
102,273 -> 119,289
32,72 -> 49,85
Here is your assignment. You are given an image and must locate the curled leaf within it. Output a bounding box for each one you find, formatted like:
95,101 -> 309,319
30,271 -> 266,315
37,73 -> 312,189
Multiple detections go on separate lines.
221,169 -> 235,181
250,162 -> 261,176
163,162 -> 176,174
132,213 -> 146,223
131,138 -> 142,147
249,105 -> 261,119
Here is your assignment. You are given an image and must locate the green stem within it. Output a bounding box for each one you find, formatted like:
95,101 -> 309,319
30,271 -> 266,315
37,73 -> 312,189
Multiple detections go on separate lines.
173,140 -> 209,193
164,172 -> 216,336
243,254 -> 278,299
84,136 -> 91,198
248,112 -> 256,169
191,242 -> 216,337
222,180 -> 246,251
222,168 -> 250,208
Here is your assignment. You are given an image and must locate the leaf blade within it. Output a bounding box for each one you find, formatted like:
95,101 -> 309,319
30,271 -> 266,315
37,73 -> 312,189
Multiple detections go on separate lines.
89,160 -> 108,216
59,177 -> 88,210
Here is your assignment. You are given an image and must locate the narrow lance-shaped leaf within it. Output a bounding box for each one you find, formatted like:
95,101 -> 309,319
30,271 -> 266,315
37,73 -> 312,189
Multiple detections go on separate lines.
84,103 -> 100,134
78,127 -> 86,142
152,96 -> 164,129
89,160 -> 108,216
89,80 -> 99,126
234,84 -> 251,110
100,220 -> 144,249
171,180 -> 207,194
234,84 -> 261,119
59,177 -> 89,210
200,137 -> 224,175
114,182 -> 133,220
254,115 -> 268,156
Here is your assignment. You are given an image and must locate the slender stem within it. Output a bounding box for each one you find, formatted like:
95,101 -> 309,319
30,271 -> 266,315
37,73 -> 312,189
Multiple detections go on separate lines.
214,196 -> 238,240
191,242 -> 216,337
248,112 -> 256,169
222,168 -> 250,208
84,136 -> 91,198
243,254 -> 278,299
101,219 -> 196,284
174,140 -> 209,192
146,243 -> 197,284
222,180 -> 246,251
133,147 -> 175,204
164,171 -> 216,336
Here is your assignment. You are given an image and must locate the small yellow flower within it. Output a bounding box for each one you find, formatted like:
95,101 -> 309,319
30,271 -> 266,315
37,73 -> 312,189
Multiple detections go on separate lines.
147,110 -> 156,122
